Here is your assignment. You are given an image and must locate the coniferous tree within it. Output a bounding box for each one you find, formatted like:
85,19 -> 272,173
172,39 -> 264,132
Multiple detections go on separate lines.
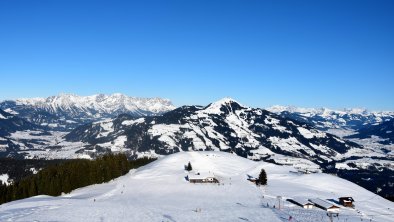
186,162 -> 192,171
257,169 -> 267,185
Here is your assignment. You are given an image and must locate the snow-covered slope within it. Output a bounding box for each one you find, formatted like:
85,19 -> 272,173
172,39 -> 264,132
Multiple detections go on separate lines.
0,93 -> 176,130
0,152 -> 392,222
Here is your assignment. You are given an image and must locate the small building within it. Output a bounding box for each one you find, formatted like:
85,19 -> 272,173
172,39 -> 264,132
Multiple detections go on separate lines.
339,197 -> 354,207
287,197 -> 314,209
309,198 -> 340,212
188,174 -> 219,183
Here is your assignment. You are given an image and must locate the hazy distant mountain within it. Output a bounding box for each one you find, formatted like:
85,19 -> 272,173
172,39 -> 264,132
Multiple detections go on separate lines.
267,105 -> 394,130
0,93 -> 176,131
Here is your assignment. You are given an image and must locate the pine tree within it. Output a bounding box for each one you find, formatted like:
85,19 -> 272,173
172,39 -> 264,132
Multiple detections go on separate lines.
186,162 -> 192,171
258,169 -> 267,185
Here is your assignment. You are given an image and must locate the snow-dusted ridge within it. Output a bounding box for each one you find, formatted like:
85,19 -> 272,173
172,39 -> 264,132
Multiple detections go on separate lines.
0,93 -> 176,130
0,152 -> 392,222
267,105 -> 394,128
12,93 -> 175,114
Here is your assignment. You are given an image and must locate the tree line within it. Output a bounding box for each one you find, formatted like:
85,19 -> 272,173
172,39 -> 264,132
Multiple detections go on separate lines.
0,154 -> 156,205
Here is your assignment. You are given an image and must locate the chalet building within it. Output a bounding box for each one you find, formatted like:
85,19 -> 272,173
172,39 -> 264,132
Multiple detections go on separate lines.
287,198 -> 314,209
309,198 -> 340,212
187,174 -> 219,183
339,197 -> 354,207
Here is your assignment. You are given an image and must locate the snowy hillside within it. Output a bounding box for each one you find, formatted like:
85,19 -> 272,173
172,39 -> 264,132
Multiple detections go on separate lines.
0,93 -> 176,130
0,152 -> 392,222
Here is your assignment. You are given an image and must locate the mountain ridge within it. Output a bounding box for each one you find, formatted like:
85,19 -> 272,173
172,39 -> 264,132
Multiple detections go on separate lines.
0,93 -> 176,130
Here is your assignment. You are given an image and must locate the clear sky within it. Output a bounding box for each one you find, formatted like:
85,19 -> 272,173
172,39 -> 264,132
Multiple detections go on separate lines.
0,0 -> 393,110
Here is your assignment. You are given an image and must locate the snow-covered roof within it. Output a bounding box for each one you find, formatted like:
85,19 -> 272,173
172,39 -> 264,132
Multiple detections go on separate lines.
291,197 -> 313,206
188,173 -> 215,180
309,198 -> 339,209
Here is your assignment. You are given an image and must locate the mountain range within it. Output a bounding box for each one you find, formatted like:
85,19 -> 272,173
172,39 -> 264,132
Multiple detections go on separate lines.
268,105 -> 394,131
0,93 -> 175,131
64,98 -> 362,163
0,94 -> 393,200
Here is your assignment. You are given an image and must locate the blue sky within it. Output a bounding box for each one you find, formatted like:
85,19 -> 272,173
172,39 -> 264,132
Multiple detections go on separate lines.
0,0 -> 393,110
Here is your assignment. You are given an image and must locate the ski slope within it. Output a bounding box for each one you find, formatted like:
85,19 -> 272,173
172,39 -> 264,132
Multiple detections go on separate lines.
0,152 -> 393,222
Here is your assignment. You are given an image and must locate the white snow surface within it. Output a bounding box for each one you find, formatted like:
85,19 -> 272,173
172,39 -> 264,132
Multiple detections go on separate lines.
0,174 -> 10,185
297,127 -> 325,139
0,152 -> 393,222
203,97 -> 246,115
3,108 -> 18,115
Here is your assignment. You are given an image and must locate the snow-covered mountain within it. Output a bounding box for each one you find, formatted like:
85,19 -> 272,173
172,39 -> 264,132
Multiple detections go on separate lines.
267,105 -> 394,131
0,93 -> 176,131
57,99 -> 393,199
64,98 -> 362,164
1,152 -> 392,222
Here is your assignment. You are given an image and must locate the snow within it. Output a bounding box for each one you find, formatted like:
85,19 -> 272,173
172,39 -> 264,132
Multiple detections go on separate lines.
264,117 -> 292,134
337,158 -> 394,171
298,127 -> 325,139
0,173 -> 10,185
5,130 -> 91,160
148,124 -> 183,148
3,108 -> 18,115
326,128 -> 357,138
0,113 -> 6,119
203,97 -> 245,114
1,151 -> 392,222
11,93 -> 176,117
267,105 -> 394,131
96,120 -> 114,138
309,198 -> 339,209
48,123 -> 59,128
268,136 -> 317,156
29,168 -> 39,174
291,197 -> 313,206
121,118 -> 145,126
